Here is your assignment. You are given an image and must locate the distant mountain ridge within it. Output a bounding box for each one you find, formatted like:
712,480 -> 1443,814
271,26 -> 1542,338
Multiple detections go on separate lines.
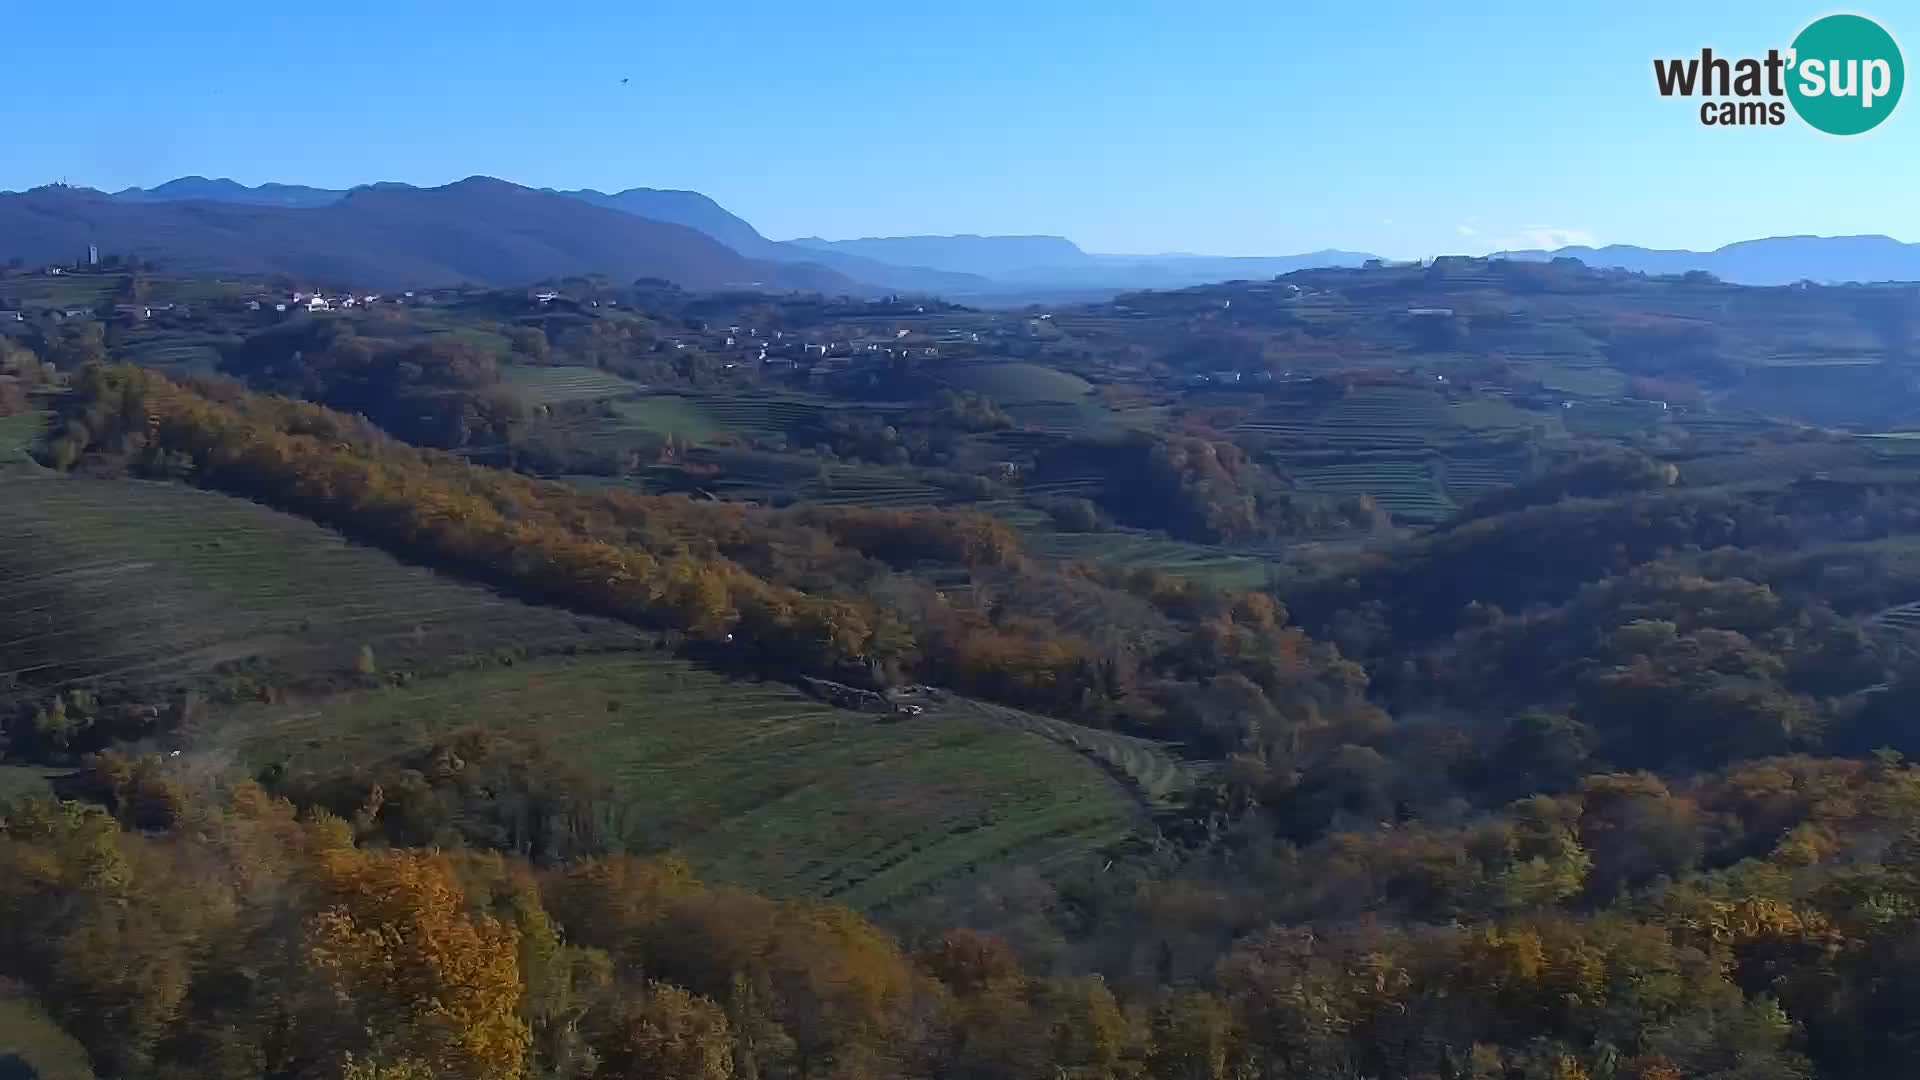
0,177 -> 852,292
18,175 -> 1920,293
110,175 -> 344,208
1495,235 -> 1920,286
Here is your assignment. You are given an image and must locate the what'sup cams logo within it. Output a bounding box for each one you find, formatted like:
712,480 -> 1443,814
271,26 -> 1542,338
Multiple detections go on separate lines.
1654,13 -> 1903,134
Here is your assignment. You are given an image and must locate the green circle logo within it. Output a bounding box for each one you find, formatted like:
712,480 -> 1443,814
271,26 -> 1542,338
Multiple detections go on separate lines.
1787,14 -> 1904,135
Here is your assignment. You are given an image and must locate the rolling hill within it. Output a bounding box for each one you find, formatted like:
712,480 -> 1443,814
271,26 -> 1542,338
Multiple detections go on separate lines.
0,178 -> 857,292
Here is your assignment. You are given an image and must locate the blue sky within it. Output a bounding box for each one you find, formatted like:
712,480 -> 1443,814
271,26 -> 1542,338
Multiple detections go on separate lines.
4,1 -> 1913,258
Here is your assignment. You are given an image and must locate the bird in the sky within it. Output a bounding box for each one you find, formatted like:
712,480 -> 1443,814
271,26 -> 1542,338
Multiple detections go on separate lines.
620,77 -> 630,85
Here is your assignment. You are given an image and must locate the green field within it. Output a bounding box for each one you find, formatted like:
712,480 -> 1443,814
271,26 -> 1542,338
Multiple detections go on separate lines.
604,396 -> 726,441
938,362 -> 1094,404
1536,364 -> 1629,397
0,477 -> 643,705
0,408 -> 50,474
0,764 -> 63,802
194,655 -> 1161,910
0,993 -> 94,1080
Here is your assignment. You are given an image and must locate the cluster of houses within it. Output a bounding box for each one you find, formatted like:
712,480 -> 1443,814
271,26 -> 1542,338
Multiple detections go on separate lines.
245,290 -> 408,314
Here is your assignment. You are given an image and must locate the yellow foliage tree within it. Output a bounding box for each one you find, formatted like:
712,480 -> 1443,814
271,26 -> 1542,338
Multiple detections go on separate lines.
305,848 -> 530,1080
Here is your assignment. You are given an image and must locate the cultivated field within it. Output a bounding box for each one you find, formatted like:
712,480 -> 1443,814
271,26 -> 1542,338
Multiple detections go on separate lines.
501,364 -> 649,403
1287,458 -> 1456,523
118,328 -> 231,374
938,362 -> 1093,404
0,477 -> 644,707
194,655 -> 1163,911
1436,454 -> 1530,503
1024,528 -> 1277,588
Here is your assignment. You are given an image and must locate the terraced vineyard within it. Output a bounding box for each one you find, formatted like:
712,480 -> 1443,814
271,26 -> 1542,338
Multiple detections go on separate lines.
196,655 -> 1156,910
1437,455 -> 1529,503
501,364 -> 648,403
1237,387 -> 1460,449
664,448 -> 952,508
1020,473 -> 1110,501
954,698 -> 1203,803
691,393 -> 831,439
1288,458 -> 1457,523
0,477 -> 644,705
120,329 -> 229,373
810,466 -> 952,508
1024,529 -> 1276,588
1869,601 -> 1920,635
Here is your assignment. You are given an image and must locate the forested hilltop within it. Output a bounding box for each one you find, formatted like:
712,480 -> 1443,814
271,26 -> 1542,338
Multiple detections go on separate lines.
10,258 -> 1920,1078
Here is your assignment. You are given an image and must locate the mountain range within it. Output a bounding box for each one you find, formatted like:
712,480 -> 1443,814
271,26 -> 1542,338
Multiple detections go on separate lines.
1492,236 -> 1920,288
5,179 -> 851,292
8,175 -> 1920,295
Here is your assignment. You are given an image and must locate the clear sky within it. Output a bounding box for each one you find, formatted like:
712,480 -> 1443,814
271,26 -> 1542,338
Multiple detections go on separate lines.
5,1 -> 1913,259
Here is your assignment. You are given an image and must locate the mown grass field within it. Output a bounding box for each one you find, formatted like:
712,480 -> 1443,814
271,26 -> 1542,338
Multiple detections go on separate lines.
194,655 -> 1163,911
0,477 -> 643,705
1536,364 -> 1629,397
0,764 -> 62,802
604,396 -> 725,442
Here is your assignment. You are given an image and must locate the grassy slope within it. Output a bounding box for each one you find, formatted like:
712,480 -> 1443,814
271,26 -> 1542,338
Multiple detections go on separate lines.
1,473 -> 1172,912
0,476 -> 643,704
937,362 -> 1094,404
193,655 -> 1159,910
